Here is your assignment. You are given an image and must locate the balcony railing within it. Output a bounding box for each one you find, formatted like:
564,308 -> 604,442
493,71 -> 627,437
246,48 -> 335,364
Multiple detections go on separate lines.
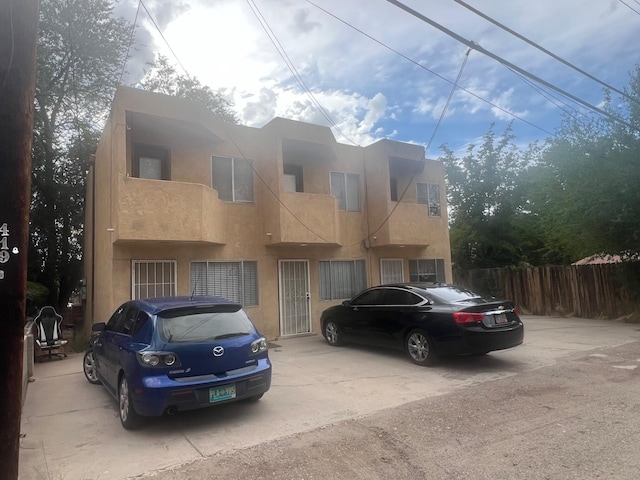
115,177 -> 226,244
369,201 -> 437,247
268,191 -> 340,245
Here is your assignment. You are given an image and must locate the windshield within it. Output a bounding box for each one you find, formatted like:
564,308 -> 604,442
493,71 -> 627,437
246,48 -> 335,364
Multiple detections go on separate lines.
157,309 -> 255,343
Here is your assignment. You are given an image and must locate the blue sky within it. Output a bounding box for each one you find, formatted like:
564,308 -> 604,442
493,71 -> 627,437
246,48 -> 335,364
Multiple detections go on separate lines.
117,0 -> 640,157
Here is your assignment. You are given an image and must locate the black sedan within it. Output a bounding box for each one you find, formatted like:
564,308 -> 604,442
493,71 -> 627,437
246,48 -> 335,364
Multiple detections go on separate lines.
320,283 -> 524,366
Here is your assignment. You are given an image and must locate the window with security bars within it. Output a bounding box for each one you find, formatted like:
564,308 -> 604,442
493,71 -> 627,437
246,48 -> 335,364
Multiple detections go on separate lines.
408,259 -> 445,283
211,156 -> 254,202
190,261 -> 258,306
132,261 -> 177,299
319,259 -> 367,300
417,182 -> 441,216
330,171 -> 360,211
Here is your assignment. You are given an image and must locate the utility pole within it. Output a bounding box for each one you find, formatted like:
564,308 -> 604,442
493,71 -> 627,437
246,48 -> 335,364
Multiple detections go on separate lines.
0,1 -> 40,479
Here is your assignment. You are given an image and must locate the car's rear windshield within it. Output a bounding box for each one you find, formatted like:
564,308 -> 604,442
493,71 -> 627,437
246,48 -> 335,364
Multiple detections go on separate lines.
157,309 -> 255,343
426,286 -> 488,304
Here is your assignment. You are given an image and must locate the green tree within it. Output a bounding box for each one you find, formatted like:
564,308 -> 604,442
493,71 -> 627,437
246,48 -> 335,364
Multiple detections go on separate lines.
31,0 -> 131,309
441,123 -> 546,269
527,66 -> 640,261
136,55 -> 239,124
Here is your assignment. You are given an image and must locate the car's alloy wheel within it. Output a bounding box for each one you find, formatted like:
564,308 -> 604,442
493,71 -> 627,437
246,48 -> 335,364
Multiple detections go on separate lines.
82,350 -> 101,384
119,375 -> 141,430
406,330 -> 436,366
324,321 -> 343,346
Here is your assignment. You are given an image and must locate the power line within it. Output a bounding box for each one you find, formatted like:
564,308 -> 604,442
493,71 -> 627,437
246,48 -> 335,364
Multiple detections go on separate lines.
305,0 -> 554,137
247,0 -> 360,146
139,0 -> 189,77
367,48 -> 472,241
385,0 -> 638,132
117,0 -> 141,87
618,0 -> 640,15
454,0 -> 640,107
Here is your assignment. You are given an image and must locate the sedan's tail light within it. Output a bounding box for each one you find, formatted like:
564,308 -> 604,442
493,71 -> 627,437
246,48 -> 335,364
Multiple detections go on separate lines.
137,351 -> 181,368
454,312 -> 485,324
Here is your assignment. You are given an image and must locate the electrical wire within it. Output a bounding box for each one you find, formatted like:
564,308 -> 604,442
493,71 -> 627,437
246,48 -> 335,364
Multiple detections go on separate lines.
139,0 -> 189,77
305,0 -> 554,137
247,0 -> 360,146
454,0 -> 640,107
365,48 -> 472,242
618,0 -> 640,15
385,0 -> 638,132
117,0 -> 141,87
219,122 -> 337,245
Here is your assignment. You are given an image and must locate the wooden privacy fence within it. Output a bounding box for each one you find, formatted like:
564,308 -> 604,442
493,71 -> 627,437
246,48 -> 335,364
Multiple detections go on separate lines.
453,263 -> 640,319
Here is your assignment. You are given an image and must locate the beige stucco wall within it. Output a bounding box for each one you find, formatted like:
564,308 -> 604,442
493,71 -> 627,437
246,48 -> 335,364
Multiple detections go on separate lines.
85,87 -> 453,340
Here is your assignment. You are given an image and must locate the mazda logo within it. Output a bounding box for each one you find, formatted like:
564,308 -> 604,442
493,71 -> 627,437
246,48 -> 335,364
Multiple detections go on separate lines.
212,346 -> 224,357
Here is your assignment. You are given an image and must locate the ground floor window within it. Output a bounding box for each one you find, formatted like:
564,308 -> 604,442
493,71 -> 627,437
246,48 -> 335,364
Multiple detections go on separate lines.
409,259 -> 445,283
319,259 -> 367,300
190,261 -> 258,306
132,260 -> 177,299
381,258 -> 404,284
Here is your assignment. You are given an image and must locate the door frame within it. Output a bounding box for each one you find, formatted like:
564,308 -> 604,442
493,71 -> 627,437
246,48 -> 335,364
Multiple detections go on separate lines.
278,259 -> 312,337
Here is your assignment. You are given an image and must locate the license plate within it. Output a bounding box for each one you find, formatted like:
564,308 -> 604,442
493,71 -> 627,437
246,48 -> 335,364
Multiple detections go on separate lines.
209,385 -> 236,403
494,313 -> 508,324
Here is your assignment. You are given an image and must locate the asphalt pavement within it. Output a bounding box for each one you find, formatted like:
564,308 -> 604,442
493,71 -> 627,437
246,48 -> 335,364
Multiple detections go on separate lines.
18,315 -> 640,480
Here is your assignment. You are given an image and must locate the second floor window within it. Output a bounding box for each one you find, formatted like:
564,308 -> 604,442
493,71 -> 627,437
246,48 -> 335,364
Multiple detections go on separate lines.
212,156 -> 254,202
133,144 -> 170,180
417,182 -> 441,216
330,171 -> 360,211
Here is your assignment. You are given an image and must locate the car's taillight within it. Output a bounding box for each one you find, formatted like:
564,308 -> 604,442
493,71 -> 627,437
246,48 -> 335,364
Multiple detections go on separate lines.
250,337 -> 268,355
137,351 -> 181,368
454,312 -> 485,324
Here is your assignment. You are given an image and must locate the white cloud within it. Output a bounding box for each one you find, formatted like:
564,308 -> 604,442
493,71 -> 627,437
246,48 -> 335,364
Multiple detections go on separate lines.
119,0 -> 638,149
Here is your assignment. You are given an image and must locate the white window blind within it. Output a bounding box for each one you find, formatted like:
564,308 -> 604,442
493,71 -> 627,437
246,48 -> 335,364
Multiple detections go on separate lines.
190,261 -> 258,306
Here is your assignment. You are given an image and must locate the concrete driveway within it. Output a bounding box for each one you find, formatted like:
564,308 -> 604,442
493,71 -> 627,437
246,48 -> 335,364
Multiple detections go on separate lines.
18,315 -> 640,480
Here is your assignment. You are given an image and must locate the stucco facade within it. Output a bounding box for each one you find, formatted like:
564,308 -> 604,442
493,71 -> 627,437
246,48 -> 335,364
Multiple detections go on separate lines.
84,87 -> 452,339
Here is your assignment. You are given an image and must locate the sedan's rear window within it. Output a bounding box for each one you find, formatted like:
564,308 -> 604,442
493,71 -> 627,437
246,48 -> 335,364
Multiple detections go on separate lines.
426,286 -> 488,303
157,310 -> 255,343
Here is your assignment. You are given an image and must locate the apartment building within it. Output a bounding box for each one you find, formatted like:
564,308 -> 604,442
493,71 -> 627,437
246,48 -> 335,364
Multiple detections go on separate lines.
84,86 -> 452,339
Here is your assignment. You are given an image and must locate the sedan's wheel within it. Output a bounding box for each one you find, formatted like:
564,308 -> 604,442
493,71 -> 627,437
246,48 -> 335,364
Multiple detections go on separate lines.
119,375 -> 142,430
82,350 -> 101,384
406,330 -> 437,366
324,320 -> 343,346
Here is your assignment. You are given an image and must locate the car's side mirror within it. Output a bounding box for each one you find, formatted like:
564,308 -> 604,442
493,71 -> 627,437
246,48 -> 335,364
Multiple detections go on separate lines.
342,300 -> 351,307
92,322 -> 106,332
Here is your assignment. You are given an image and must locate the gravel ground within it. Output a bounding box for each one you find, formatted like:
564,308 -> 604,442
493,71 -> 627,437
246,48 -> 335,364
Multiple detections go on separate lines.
138,341 -> 640,480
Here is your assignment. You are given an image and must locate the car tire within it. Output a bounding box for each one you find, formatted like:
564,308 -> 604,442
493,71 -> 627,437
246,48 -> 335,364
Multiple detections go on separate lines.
82,350 -> 101,385
245,393 -> 264,402
119,375 -> 142,430
324,320 -> 343,346
405,329 -> 437,366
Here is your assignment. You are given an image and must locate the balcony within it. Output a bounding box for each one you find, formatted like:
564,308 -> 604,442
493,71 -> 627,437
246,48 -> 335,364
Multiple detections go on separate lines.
115,177 -> 226,245
369,201 -> 435,247
267,191 -> 340,246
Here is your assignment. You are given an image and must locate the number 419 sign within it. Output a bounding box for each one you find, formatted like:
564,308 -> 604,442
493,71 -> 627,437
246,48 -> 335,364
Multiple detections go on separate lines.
0,222 -> 13,280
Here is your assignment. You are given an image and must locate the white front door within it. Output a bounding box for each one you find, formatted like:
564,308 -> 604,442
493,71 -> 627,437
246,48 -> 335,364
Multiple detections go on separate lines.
279,260 -> 312,336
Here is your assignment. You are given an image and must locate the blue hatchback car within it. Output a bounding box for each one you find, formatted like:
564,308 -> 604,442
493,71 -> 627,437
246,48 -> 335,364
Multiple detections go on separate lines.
82,296 -> 272,429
